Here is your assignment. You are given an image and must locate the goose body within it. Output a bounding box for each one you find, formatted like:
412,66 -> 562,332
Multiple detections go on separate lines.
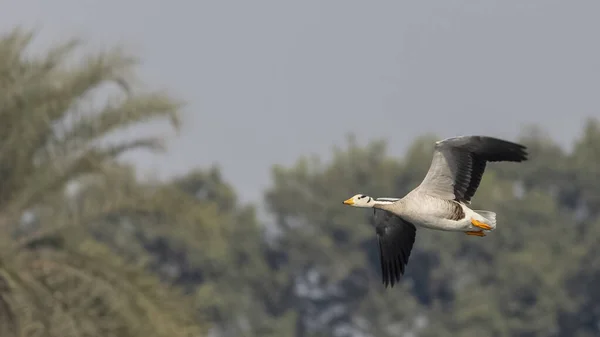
343,135 -> 528,287
384,193 -> 495,232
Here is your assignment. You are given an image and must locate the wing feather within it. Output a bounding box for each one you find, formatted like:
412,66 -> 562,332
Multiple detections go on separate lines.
415,135 -> 528,203
373,209 -> 416,288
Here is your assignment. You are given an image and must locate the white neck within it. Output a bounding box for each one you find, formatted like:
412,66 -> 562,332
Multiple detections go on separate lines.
374,199 -> 395,205
372,198 -> 401,210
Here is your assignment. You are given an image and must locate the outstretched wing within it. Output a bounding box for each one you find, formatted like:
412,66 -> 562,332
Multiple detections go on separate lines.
414,135 -> 528,203
372,209 -> 417,288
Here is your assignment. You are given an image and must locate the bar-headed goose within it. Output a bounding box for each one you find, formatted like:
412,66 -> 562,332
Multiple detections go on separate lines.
342,135 -> 528,287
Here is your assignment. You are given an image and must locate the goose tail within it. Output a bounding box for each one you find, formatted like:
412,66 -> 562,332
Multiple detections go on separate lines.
473,210 -> 497,229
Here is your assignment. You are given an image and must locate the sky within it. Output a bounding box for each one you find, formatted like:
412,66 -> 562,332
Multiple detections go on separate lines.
2,0 -> 599,203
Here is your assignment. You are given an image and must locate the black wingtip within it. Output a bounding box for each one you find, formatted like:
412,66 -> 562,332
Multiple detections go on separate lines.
375,215 -> 416,290
380,256 -> 403,288
477,136 -> 529,163
508,140 -> 529,162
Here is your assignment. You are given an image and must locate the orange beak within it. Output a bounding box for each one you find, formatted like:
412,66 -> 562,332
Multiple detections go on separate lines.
343,198 -> 354,205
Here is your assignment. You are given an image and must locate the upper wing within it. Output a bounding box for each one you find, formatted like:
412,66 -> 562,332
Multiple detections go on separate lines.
373,209 -> 417,288
414,135 -> 528,203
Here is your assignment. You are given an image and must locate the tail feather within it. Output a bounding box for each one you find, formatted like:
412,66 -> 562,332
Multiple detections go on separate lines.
474,210 -> 497,229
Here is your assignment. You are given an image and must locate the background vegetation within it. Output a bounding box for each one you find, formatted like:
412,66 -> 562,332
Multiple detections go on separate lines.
1,28 -> 599,337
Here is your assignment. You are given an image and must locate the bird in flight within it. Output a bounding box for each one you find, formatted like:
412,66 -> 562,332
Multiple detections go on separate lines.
342,135 -> 528,288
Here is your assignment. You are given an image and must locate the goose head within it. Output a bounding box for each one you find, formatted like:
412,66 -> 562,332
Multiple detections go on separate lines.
343,194 -> 375,208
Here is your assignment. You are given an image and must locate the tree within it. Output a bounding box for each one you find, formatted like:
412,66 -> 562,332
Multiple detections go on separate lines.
76,164 -> 298,337
0,28 -> 201,337
263,136 -> 426,337
7,24 -> 598,337
262,122 -> 600,337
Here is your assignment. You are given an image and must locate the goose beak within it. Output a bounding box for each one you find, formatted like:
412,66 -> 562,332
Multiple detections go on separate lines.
343,198 -> 354,205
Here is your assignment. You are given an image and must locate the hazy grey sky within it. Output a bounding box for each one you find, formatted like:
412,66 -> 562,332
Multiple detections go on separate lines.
3,0 -> 599,202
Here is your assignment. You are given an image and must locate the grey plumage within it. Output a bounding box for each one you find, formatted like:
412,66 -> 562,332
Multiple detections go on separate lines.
349,136 -> 529,288
414,135 -> 528,203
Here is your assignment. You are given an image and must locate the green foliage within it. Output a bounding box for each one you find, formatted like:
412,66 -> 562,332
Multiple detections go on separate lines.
0,28 -> 201,337
80,122 -> 600,337
261,125 -> 600,337
79,165 -> 290,336
263,136 -> 428,337
3,25 -> 600,337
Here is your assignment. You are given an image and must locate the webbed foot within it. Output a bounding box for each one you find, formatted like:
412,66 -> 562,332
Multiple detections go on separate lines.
471,218 -> 492,230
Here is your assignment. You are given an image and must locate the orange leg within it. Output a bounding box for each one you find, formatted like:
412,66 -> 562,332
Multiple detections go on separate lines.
465,230 -> 486,237
471,218 -> 492,230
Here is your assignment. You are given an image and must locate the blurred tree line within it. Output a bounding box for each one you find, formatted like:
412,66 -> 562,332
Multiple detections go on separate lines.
1,28 -> 599,337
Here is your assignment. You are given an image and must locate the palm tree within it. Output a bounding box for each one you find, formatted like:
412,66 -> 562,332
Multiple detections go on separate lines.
0,28 -> 202,337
